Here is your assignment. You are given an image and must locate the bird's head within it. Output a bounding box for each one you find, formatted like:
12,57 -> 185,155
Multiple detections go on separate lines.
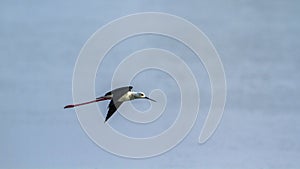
134,92 -> 156,102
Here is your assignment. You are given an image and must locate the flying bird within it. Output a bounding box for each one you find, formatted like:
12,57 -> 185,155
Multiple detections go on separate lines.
64,86 -> 156,122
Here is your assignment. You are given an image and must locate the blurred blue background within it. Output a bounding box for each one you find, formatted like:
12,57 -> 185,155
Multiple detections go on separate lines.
1,0 -> 299,168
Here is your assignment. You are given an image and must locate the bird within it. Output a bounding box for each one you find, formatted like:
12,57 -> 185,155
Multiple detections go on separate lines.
64,86 -> 156,122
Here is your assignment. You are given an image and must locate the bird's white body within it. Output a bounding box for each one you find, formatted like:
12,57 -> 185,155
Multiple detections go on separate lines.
106,91 -> 147,102
118,91 -> 135,102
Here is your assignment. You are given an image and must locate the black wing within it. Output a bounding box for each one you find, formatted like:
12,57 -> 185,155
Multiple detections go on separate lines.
104,86 -> 133,96
104,86 -> 133,122
105,100 -> 123,122
97,86 -> 132,99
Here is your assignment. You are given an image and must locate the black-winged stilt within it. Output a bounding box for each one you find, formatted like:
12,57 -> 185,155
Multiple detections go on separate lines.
64,86 -> 156,122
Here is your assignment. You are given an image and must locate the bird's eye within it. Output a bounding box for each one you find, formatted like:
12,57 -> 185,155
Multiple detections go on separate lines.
140,93 -> 144,96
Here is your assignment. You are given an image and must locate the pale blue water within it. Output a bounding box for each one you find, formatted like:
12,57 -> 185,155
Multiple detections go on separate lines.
1,0 -> 300,168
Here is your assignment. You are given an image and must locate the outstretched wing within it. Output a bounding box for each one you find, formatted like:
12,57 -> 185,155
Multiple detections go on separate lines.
96,86 -> 133,100
104,86 -> 133,97
104,86 -> 133,122
105,100 -> 123,122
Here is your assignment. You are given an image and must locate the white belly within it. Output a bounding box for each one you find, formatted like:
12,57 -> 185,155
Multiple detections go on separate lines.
118,92 -> 133,102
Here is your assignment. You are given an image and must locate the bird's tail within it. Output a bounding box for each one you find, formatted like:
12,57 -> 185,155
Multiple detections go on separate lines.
64,97 -> 110,109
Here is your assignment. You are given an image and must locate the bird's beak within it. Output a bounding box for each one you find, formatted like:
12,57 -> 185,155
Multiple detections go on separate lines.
145,97 -> 156,102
